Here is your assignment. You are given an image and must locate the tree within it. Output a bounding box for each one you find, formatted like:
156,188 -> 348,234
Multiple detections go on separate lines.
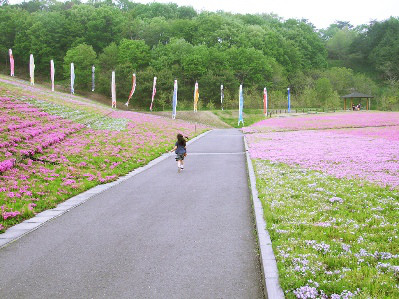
118,39 -> 150,69
63,43 -> 97,90
315,77 -> 339,108
326,28 -> 357,60
85,5 -> 125,52
97,42 -> 118,95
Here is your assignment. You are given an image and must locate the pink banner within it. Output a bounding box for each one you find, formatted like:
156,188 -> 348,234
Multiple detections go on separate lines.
9,49 -> 14,77
125,73 -> 136,107
263,87 -> 268,115
150,76 -> 157,111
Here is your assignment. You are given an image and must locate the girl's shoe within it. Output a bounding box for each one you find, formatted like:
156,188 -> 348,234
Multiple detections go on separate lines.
180,166 -> 184,171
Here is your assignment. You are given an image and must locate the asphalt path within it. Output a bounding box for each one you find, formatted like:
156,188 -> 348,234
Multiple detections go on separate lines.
0,129 -> 263,298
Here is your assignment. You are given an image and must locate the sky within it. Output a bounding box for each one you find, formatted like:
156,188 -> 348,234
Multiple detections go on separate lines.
7,0 -> 399,29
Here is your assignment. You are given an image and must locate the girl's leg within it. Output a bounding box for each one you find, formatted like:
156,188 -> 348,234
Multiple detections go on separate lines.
177,160 -> 181,172
180,160 -> 184,169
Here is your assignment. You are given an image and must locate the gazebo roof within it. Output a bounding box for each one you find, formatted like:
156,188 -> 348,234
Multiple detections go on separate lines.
341,91 -> 374,98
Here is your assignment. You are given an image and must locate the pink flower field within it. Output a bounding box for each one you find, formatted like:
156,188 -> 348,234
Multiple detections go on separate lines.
0,81 -> 208,232
246,112 -> 399,189
243,111 -> 399,133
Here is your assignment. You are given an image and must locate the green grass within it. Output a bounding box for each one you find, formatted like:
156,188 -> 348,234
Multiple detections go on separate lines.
254,160 -> 399,298
212,109 -> 267,128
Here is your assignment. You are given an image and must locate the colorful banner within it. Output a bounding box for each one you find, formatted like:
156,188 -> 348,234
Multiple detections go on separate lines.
92,66 -> 95,92
9,49 -> 14,77
193,81 -> 199,112
238,84 -> 244,126
287,87 -> 291,113
70,63 -> 75,94
172,80 -> 177,119
221,84 -> 224,110
125,73 -> 136,107
29,54 -> 35,85
112,71 -> 116,108
263,87 -> 268,116
150,76 -> 157,111
50,60 -> 55,91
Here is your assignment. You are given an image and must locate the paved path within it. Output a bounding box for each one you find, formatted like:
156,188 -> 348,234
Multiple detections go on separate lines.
0,129 -> 263,298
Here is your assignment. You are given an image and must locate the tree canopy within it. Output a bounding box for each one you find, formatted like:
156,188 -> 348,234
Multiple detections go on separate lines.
0,1 -> 398,110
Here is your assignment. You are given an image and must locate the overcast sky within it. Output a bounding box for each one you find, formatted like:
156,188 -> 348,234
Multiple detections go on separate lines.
7,0 -> 399,29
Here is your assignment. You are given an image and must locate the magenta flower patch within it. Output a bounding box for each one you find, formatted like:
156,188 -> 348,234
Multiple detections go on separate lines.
246,113 -> 399,189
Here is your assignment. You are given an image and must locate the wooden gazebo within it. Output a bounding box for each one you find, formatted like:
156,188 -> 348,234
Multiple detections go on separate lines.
341,91 -> 374,110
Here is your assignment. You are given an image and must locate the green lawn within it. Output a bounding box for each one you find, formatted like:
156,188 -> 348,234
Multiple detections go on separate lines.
212,109 -> 267,128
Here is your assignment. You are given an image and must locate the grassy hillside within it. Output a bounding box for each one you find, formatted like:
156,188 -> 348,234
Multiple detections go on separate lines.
0,76 -> 209,232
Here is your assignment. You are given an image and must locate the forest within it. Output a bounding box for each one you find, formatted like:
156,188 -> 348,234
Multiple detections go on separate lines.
0,0 -> 398,110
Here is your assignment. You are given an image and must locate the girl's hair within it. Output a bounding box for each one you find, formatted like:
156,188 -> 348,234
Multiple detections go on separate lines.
177,133 -> 186,146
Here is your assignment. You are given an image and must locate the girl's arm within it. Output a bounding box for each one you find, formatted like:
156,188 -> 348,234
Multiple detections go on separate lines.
171,145 -> 177,153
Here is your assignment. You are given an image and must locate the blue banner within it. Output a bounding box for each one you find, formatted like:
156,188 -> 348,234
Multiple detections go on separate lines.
238,84 -> 244,126
172,80 -> 178,119
71,63 -> 75,94
287,87 -> 291,113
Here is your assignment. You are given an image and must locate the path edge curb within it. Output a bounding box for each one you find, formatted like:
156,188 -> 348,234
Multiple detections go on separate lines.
243,135 -> 285,299
0,129 -> 212,250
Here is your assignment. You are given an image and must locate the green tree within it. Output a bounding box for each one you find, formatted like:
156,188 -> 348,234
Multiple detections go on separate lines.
315,77 -> 339,108
63,43 -> 97,90
326,28 -> 357,60
118,39 -> 150,69
97,42 -> 118,95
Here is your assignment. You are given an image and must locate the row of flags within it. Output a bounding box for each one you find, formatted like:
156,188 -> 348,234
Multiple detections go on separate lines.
7,50 -> 278,123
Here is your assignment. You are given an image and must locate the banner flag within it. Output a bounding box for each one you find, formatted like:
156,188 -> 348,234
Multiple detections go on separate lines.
263,87 -> 268,116
238,84 -> 244,126
221,84 -> 224,110
70,63 -> 75,94
125,73 -> 136,107
172,79 -> 177,119
193,81 -> 199,112
287,87 -> 291,113
50,60 -> 55,91
9,49 -> 14,77
29,54 -> 35,85
92,66 -> 95,92
112,71 -> 116,108
150,76 -> 157,111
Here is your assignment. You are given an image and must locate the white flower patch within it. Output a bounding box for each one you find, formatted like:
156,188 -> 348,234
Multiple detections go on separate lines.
341,243 -> 352,253
20,97 -> 129,131
293,285 -> 319,298
305,240 -> 331,254
329,196 -> 344,204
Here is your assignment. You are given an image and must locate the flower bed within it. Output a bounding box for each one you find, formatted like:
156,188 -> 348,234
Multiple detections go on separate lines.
254,161 -> 399,298
243,111 -> 399,133
245,112 -> 399,297
0,90 -> 208,232
247,126 -> 399,189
